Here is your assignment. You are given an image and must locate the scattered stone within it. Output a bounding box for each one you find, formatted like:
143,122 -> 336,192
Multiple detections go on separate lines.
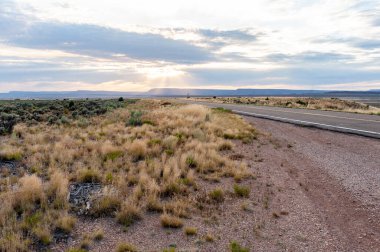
68,183 -> 102,215
0,160 -> 19,176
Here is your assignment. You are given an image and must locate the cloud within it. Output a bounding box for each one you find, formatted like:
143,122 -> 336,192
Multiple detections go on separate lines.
0,60 -> 143,83
314,36 -> 380,51
266,52 -> 354,63
0,8 -> 214,64
353,39 -> 380,50
198,29 -> 259,41
187,65 -> 380,86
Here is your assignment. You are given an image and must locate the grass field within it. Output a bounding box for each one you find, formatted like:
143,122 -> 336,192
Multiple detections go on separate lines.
0,99 -> 257,251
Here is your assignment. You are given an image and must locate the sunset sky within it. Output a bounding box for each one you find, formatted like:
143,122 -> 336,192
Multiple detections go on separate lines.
1,0 -> 380,92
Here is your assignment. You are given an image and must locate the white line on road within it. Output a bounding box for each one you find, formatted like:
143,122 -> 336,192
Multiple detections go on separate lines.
228,105 -> 380,123
233,110 -> 380,137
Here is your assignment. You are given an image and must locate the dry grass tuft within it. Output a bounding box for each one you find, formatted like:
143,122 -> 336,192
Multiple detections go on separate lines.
116,242 -> 137,252
160,213 -> 183,228
76,168 -> 102,183
56,214 -> 76,234
0,146 -> 23,161
128,140 -> 147,161
116,203 -> 142,227
17,174 -> 44,206
209,188 -> 225,203
92,229 -> 104,241
184,226 -> 198,235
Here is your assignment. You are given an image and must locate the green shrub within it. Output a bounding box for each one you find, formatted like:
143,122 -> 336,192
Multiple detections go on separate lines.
233,184 -> 250,198
186,156 -> 197,168
209,188 -> 224,203
127,111 -> 143,126
104,150 -> 123,161
230,241 -> 249,252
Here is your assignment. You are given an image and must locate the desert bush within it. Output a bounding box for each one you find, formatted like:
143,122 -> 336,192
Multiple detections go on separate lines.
233,184 -> 250,198
127,110 -> 143,126
0,99 -> 131,135
230,241 -> 249,252
0,113 -> 19,135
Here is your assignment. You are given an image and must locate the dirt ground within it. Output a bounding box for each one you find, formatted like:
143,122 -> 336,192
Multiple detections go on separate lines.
55,117 -> 380,252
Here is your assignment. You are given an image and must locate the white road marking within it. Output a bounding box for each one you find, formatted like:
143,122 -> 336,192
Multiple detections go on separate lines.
233,110 -> 380,137
227,105 -> 380,123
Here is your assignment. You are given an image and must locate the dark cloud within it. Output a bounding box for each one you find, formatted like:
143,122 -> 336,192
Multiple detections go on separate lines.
266,52 -> 354,63
0,9 -> 214,64
314,36 -> 380,50
198,29 -> 259,42
353,39 -> 380,50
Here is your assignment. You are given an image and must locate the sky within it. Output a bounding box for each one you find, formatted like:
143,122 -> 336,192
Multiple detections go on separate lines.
0,0 -> 380,92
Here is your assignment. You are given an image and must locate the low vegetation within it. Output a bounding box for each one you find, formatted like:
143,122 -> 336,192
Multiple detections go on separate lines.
230,241 -> 249,252
0,99 -> 257,251
190,97 -> 380,114
0,98 -> 136,135
233,184 -> 251,198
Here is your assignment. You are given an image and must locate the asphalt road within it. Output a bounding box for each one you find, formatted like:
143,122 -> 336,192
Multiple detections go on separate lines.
181,100 -> 380,139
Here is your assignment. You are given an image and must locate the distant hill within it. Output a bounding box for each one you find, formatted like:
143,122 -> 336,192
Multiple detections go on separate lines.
147,88 -> 326,96
0,90 -> 142,99
0,88 -> 379,99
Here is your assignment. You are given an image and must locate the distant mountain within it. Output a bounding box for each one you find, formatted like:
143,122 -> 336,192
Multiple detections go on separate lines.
0,88 -> 379,99
147,88 -> 327,97
0,90 -> 143,99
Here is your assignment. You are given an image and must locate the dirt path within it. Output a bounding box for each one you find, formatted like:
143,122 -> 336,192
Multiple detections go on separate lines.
244,116 -> 380,251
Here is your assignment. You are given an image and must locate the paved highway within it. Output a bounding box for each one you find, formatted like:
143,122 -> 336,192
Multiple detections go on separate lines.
181,100 -> 380,139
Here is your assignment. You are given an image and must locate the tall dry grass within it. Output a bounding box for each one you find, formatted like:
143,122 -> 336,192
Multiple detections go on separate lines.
0,100 -> 257,251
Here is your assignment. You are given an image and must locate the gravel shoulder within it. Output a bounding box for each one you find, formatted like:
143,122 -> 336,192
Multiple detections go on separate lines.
55,117 -> 380,252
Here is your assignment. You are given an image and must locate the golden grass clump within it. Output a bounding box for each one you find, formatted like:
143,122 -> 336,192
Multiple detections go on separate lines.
116,203 -> 142,227
160,213 -> 183,228
116,242 -> 137,252
184,226 -> 197,235
17,174 -> 44,206
47,171 -> 69,209
56,214 -> 76,234
0,146 -> 23,161
128,139 -> 147,161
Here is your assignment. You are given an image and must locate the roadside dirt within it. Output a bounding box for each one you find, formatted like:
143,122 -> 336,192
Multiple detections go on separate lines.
55,117 -> 380,252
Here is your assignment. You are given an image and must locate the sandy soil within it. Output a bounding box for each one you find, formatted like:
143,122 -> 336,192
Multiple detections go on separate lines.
55,117 -> 380,252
